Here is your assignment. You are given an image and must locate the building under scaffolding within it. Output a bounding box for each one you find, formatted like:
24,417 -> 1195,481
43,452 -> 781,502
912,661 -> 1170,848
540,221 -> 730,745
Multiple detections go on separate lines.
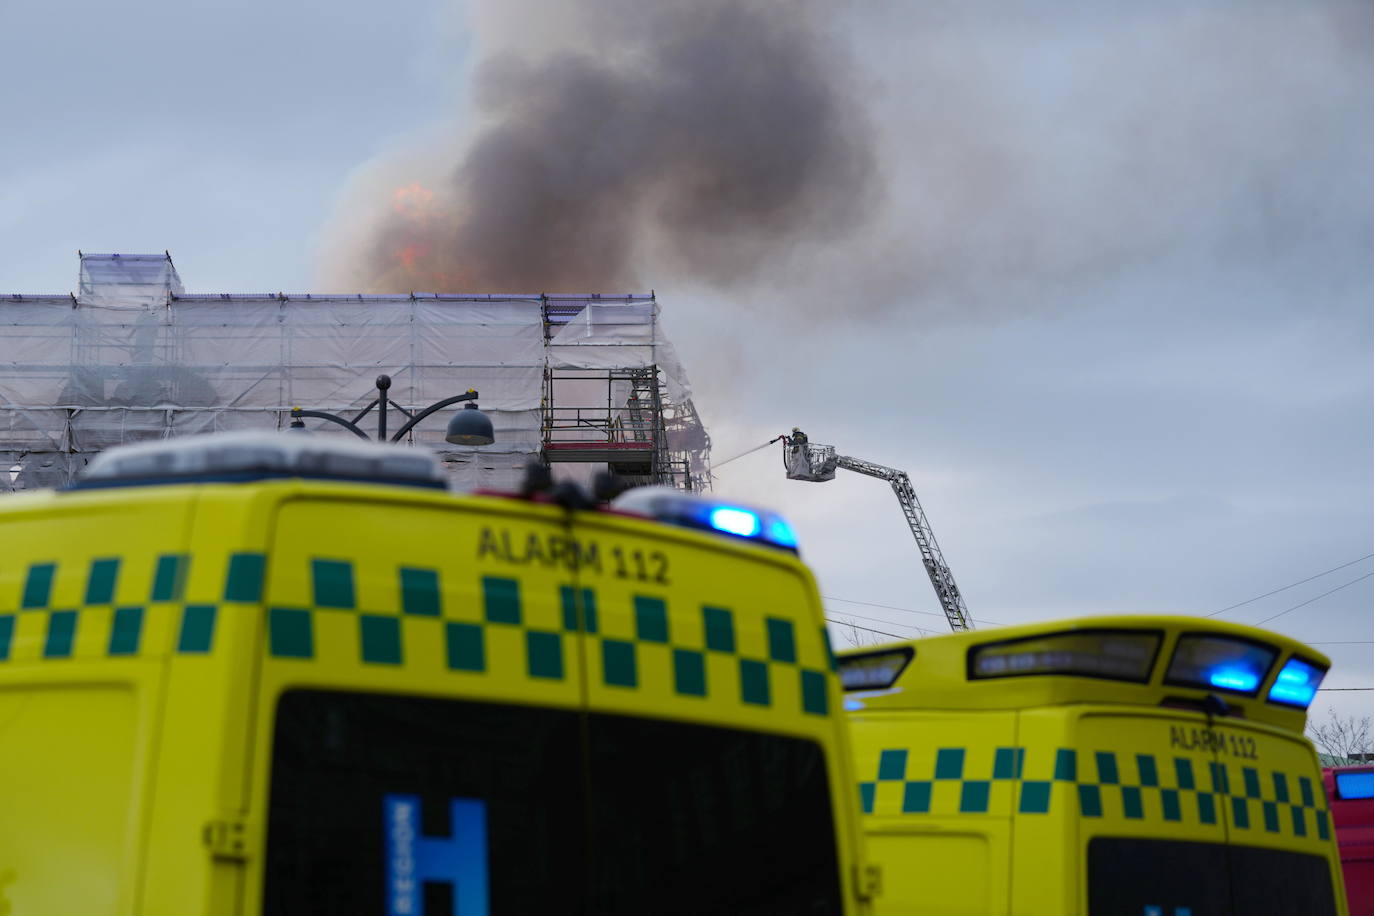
0,253 -> 710,492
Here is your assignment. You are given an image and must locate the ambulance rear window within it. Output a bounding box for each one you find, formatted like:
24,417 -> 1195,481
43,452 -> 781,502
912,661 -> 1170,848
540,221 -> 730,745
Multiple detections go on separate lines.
1088,837 -> 1338,915
263,690 -> 842,915
968,629 -> 1161,683
838,647 -> 915,691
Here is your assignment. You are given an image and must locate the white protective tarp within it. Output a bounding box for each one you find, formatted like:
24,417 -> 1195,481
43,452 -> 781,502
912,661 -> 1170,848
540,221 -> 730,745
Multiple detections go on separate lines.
78,252 -> 184,307
0,292 -> 547,490
1,261 -> 710,492
548,301 -> 708,487
548,302 -> 692,404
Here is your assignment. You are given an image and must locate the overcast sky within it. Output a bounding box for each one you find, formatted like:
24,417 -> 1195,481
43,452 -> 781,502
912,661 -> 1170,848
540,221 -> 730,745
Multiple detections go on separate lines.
2,0 -> 1370,722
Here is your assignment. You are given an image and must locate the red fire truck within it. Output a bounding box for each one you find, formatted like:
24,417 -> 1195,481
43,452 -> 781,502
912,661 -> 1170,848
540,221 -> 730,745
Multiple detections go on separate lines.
1326,764 -> 1374,916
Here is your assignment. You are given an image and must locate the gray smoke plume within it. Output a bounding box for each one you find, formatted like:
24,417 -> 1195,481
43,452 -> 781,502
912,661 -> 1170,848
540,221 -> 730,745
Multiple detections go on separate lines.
338,0 -> 879,293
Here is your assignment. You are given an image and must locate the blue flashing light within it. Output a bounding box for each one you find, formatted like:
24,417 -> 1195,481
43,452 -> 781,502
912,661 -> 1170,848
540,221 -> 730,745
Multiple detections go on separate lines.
1165,634 -> 1277,696
611,487 -> 800,551
1267,657 -> 1326,708
1336,771 -> 1374,800
709,506 -> 762,538
1209,668 -> 1260,691
766,517 -> 798,548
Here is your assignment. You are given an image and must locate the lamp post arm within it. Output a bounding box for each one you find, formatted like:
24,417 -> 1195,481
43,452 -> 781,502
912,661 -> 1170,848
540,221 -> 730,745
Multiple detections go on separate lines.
389,390 -> 479,443
290,408 -> 370,440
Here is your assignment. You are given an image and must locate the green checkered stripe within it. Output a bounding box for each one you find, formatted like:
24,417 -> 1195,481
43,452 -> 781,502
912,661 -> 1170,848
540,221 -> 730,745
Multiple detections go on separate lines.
860,747 -> 1331,841
0,553 -> 265,661
268,560 -> 834,717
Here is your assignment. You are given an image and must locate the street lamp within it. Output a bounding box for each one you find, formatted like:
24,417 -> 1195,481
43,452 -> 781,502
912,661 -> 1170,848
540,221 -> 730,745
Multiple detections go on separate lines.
288,374 -> 495,446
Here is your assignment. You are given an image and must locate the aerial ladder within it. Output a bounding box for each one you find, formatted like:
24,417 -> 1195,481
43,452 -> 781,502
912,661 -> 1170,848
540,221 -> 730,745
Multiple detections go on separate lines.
780,429 -> 973,632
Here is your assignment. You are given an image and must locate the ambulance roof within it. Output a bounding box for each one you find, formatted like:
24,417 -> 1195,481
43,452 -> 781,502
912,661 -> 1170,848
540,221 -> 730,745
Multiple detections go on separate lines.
838,615 -> 1330,733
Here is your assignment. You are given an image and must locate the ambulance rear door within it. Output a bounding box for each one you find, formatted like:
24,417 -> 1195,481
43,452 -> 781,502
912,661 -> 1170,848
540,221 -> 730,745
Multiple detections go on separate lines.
1035,706 -> 1345,916
1016,705 -> 1233,916
850,707 -> 1018,916
568,509 -> 855,914
1212,715 -> 1345,915
0,489 -> 195,916
255,491 -> 593,915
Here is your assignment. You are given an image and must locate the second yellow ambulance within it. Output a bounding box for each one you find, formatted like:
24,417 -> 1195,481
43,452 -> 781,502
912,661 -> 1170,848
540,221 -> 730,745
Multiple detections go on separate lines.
840,617 -> 1347,915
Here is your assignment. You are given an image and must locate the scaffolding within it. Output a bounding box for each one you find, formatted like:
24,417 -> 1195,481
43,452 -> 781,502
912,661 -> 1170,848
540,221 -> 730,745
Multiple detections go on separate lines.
0,254 -> 710,492
542,367 -> 697,490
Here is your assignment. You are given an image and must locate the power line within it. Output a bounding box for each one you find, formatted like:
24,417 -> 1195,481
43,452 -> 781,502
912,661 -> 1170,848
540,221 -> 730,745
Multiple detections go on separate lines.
825,617 -> 908,640
822,608 -> 931,635
1207,551 -> 1374,617
1318,687 -> 1374,692
1309,641 -> 1374,646
1254,569 -> 1374,626
824,595 -> 947,621
824,594 -> 1004,627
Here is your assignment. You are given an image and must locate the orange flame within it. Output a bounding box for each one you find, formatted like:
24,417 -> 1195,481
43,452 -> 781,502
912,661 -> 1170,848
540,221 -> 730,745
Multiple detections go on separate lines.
395,243 -> 427,269
379,180 -> 468,291
392,182 -> 436,219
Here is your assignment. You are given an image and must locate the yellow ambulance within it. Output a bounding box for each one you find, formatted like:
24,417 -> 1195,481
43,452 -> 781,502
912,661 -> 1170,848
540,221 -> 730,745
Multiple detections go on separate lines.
0,432 -> 872,915
839,616 -> 1346,915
